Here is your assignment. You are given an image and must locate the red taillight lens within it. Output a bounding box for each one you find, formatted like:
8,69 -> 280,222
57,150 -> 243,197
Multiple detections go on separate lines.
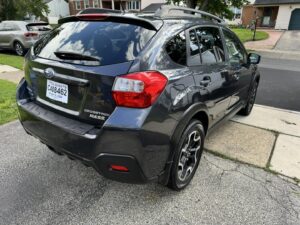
24,32 -> 38,38
112,71 -> 168,108
110,165 -> 129,172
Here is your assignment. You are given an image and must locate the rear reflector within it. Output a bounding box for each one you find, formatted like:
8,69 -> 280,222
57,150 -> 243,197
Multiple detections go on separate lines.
112,71 -> 167,108
110,165 -> 129,172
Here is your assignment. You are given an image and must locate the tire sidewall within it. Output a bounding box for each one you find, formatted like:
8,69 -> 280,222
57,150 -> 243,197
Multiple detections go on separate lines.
246,81 -> 258,114
170,120 -> 205,190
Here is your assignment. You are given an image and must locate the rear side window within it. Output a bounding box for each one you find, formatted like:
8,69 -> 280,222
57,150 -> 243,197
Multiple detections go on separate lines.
34,21 -> 156,66
166,31 -> 186,65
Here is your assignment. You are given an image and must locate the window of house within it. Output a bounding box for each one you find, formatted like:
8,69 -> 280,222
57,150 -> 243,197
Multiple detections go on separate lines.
93,0 -> 99,8
195,27 -> 225,64
84,0 -> 89,9
128,1 -> 140,10
166,31 -> 187,65
75,0 -> 81,10
222,29 -> 247,64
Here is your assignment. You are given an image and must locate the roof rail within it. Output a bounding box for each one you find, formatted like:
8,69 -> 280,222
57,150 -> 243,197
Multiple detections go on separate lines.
154,5 -> 224,24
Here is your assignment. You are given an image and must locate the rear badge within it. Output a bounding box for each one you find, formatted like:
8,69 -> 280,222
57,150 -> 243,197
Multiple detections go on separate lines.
84,109 -> 110,121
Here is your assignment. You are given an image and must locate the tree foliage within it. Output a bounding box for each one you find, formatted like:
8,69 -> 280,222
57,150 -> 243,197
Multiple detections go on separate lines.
0,0 -> 49,21
167,0 -> 249,19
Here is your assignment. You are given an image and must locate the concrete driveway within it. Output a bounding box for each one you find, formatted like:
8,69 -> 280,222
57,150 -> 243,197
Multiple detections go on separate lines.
0,121 -> 299,225
275,31 -> 300,51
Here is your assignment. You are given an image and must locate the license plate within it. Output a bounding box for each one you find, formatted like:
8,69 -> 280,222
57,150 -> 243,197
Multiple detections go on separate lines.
46,80 -> 68,104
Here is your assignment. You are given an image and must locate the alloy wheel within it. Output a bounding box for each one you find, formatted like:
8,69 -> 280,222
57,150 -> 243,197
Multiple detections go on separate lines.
177,130 -> 201,182
15,43 -> 24,56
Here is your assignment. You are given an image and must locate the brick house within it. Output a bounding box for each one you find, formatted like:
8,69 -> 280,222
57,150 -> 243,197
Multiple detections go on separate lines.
242,0 -> 300,30
68,0 -> 165,15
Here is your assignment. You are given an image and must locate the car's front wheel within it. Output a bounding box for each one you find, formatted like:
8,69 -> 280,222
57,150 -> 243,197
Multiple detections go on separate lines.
167,120 -> 205,191
14,41 -> 25,56
239,81 -> 258,116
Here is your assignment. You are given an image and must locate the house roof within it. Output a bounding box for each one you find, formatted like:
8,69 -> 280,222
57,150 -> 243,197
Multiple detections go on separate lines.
142,3 -> 166,13
254,0 -> 300,5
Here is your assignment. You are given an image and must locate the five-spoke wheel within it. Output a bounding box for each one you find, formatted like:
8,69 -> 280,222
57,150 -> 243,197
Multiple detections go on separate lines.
168,120 -> 205,191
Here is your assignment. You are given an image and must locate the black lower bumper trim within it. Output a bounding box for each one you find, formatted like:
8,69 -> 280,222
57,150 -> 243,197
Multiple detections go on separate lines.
95,154 -> 147,184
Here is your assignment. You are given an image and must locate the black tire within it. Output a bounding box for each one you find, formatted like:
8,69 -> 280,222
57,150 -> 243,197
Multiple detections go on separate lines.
238,81 -> 258,116
167,120 -> 205,191
14,41 -> 25,56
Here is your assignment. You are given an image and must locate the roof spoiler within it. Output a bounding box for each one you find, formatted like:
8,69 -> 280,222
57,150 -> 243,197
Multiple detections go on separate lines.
58,14 -> 161,31
26,22 -> 49,26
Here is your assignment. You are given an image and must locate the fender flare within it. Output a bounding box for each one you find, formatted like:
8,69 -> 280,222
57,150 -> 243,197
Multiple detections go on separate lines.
159,103 -> 209,184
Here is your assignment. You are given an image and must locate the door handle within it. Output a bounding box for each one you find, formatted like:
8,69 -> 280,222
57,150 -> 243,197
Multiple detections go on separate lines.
200,76 -> 211,87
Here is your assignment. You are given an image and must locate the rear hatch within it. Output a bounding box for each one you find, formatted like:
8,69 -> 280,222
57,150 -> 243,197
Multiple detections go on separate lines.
26,15 -> 159,125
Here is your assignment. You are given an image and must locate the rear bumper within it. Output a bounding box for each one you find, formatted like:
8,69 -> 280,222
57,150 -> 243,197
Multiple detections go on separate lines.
22,39 -> 36,49
16,79 -> 171,183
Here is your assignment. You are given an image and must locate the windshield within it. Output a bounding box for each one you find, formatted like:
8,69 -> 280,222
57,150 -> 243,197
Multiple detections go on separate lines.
34,21 -> 156,66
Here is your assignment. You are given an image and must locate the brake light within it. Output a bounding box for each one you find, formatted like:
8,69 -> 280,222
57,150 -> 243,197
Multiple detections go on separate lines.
24,32 -> 38,38
110,165 -> 129,172
77,13 -> 109,20
112,71 -> 168,108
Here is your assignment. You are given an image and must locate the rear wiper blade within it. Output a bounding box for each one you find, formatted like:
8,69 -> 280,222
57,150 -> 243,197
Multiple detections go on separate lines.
54,51 -> 100,62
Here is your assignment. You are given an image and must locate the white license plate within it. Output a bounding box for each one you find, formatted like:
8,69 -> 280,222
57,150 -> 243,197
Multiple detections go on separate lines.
46,80 -> 68,104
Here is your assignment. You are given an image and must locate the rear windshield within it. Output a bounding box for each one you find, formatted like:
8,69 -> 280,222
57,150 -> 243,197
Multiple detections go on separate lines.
27,25 -> 51,31
34,21 -> 156,66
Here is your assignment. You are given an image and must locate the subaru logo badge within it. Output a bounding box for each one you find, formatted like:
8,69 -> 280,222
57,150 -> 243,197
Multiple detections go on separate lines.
44,68 -> 55,79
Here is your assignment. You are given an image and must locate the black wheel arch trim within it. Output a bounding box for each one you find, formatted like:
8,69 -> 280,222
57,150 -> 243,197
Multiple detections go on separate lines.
159,103 -> 209,185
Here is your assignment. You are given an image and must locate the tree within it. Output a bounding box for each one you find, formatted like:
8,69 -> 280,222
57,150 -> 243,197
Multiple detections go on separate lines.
167,0 -> 249,19
0,0 -> 49,21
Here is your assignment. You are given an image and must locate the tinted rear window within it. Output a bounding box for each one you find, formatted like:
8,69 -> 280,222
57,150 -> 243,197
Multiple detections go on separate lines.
34,21 -> 156,66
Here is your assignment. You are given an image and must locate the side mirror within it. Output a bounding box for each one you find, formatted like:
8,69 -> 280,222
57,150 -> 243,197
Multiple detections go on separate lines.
248,53 -> 261,65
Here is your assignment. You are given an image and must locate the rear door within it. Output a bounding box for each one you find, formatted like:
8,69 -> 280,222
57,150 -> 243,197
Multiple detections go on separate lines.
222,28 -> 252,111
187,26 -> 232,126
27,19 -> 157,125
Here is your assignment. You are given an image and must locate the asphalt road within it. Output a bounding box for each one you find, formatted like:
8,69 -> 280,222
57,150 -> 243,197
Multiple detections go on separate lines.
0,121 -> 299,225
256,57 -> 300,112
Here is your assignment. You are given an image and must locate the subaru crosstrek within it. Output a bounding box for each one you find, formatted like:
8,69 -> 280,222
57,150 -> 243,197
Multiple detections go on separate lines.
17,6 -> 261,190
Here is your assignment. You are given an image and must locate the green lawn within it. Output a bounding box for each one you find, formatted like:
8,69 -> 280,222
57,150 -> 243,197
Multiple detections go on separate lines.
0,79 -> 18,125
232,29 -> 269,43
0,53 -> 24,70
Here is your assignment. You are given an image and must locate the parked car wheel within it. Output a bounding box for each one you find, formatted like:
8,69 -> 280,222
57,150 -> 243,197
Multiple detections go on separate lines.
239,81 -> 258,116
167,120 -> 205,191
14,41 -> 25,56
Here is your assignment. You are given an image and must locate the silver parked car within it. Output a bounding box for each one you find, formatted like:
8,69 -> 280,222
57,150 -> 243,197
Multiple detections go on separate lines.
0,21 -> 51,56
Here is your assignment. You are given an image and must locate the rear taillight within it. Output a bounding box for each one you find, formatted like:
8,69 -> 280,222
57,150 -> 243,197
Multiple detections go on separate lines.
112,71 -> 168,108
24,32 -> 38,38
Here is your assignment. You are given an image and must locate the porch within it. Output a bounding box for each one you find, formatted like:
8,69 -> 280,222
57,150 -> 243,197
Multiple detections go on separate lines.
255,6 -> 279,28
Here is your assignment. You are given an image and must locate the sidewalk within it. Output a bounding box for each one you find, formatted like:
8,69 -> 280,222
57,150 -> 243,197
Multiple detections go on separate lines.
245,29 -> 300,61
206,104 -> 300,184
0,65 -> 23,84
245,29 -> 284,50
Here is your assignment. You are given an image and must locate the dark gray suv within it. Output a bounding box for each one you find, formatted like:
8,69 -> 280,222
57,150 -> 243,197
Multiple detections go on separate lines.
16,6 -> 261,190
